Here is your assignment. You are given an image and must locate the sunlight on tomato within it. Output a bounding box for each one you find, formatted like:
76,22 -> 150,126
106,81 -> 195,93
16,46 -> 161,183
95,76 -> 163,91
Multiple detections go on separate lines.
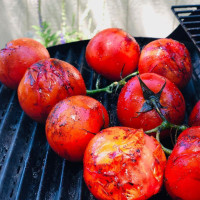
84,127 -> 166,200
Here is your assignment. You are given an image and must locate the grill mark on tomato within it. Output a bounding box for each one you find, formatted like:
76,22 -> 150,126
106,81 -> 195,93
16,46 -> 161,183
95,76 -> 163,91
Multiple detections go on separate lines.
159,41 -> 189,78
29,71 -> 35,86
51,59 -> 74,95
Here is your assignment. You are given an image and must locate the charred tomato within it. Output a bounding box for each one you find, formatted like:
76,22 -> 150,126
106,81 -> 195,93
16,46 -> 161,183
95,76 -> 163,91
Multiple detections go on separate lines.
18,58 -> 86,123
46,95 -> 109,162
83,127 -> 166,200
0,38 -> 50,89
85,28 -> 140,81
188,100 -> 200,127
165,127 -> 200,200
117,73 -> 185,136
138,38 -> 192,89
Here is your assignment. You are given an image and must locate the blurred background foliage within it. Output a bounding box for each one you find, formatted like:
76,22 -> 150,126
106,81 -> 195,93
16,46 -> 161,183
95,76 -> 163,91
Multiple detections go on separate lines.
32,0 -> 92,47
0,0 -> 200,48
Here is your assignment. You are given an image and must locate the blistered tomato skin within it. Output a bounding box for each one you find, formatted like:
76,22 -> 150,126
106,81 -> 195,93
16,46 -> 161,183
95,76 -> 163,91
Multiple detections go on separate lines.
18,58 -> 86,123
83,127 -> 166,200
165,127 -> 200,200
0,38 -> 50,89
117,73 -> 185,136
188,100 -> 200,126
46,95 -> 109,162
138,38 -> 192,89
85,28 -> 140,81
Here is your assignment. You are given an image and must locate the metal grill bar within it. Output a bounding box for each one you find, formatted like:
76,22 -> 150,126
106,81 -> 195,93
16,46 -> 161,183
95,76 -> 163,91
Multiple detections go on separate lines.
187,27 -> 200,31
172,5 -> 200,53
175,9 -> 200,14
183,21 -> 200,25
15,123 -> 38,200
0,112 -> 24,186
179,14 -> 200,19
35,145 -> 50,200
172,4 -> 200,8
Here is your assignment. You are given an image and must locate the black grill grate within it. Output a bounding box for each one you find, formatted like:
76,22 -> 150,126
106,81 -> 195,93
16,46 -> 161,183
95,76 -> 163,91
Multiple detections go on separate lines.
0,34 -> 200,199
172,4 -> 200,53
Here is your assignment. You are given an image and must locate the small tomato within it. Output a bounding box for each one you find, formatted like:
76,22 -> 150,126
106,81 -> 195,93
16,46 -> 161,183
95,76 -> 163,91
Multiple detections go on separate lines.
85,28 -> 140,81
18,58 -> 86,123
46,95 -> 109,162
188,100 -> 200,126
165,127 -> 200,200
0,38 -> 50,89
138,38 -> 192,89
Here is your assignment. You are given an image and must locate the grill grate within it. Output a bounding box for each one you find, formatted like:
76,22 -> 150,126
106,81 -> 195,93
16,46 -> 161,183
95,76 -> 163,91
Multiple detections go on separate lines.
0,35 -> 199,199
172,4 -> 200,53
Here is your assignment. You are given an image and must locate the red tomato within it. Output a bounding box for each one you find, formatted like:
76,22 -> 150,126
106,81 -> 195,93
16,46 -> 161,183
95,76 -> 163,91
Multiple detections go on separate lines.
0,38 -> 50,89
165,127 -> 200,200
188,100 -> 200,126
117,73 -> 185,136
83,127 -> 166,200
46,95 -> 109,162
18,58 -> 86,123
138,38 -> 192,89
85,28 -> 140,81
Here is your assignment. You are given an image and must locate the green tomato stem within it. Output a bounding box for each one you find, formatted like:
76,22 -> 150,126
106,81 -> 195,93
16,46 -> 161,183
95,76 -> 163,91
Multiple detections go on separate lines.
145,98 -> 188,155
156,131 -> 172,155
86,71 -> 139,95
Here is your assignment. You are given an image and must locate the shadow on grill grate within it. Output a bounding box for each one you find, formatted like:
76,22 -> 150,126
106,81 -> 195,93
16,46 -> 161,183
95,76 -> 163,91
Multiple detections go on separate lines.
0,22 -> 200,200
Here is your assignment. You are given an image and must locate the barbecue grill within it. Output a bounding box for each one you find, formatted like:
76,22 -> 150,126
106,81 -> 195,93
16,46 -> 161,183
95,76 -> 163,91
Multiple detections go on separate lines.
0,5 -> 200,200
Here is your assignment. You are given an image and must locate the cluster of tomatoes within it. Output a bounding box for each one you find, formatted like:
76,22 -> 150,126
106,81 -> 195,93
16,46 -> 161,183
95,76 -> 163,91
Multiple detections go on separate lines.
0,28 -> 200,200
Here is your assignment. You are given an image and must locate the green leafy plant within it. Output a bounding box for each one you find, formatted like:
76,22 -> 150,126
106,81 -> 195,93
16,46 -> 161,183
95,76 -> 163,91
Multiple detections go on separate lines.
33,0 -> 95,47
32,21 -> 59,48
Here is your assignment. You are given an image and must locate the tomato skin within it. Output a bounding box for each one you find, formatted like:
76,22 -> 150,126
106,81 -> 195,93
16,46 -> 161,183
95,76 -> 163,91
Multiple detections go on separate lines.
164,127 -> 200,200
85,28 -> 140,81
117,73 -> 185,135
138,38 -> 192,89
83,127 -> 166,200
18,58 -> 86,123
46,95 -> 109,162
188,100 -> 200,126
0,38 -> 50,89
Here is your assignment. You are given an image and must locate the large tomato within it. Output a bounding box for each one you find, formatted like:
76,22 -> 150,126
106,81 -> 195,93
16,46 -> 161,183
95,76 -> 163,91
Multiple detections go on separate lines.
117,73 -> 185,135
138,38 -> 192,89
83,127 -> 166,200
46,95 -> 109,162
0,38 -> 50,89
165,127 -> 200,200
85,28 -> 140,81
18,58 -> 86,123
188,100 -> 200,126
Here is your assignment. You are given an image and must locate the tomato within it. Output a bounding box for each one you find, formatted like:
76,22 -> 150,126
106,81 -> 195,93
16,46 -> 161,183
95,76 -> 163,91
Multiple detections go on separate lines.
117,73 -> 185,136
18,58 -> 86,123
83,127 -> 166,200
46,95 -> 109,162
164,127 -> 200,200
0,38 -> 50,89
138,38 -> 192,89
188,100 -> 200,126
85,28 -> 140,81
